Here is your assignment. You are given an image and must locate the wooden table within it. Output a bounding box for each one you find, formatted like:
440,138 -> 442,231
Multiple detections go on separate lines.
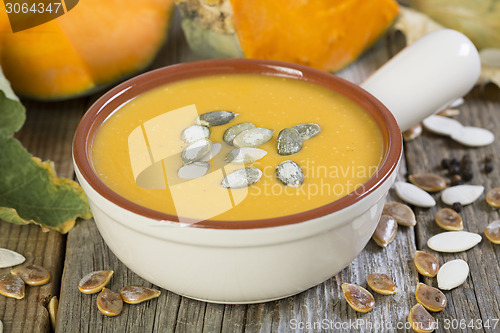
1,10 -> 499,333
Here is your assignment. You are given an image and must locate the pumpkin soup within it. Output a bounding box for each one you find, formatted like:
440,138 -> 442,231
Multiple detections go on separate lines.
91,74 -> 384,222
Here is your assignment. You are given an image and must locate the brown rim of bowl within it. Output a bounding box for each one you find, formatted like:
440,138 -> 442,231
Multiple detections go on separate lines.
73,59 -> 402,230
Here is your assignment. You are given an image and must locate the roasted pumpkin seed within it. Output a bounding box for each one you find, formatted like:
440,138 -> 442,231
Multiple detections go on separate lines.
435,208 -> 463,231
11,264 -> 50,286
383,201 -> 416,227
485,220 -> 500,244
97,288 -> 123,317
221,167 -> 262,189
436,107 -> 460,117
292,123 -> 321,140
408,303 -> 437,333
48,296 -> 58,331
196,110 -> 237,127
415,283 -> 447,312
341,283 -> 375,313
409,173 -> 446,192
225,148 -> 267,164
181,139 -> 212,165
414,251 -> 439,277
178,162 -> 210,179
233,128 -> 274,148
0,248 -> 25,268
423,114 -> 463,136
486,187 -> 500,208
223,122 -> 256,145
0,273 -> 25,299
276,161 -> 304,187
181,125 -> 210,143
120,285 -> 161,304
403,123 -> 422,141
437,259 -> 469,290
78,270 -> 114,294
277,128 -> 302,155
367,273 -> 397,295
372,215 -> 397,247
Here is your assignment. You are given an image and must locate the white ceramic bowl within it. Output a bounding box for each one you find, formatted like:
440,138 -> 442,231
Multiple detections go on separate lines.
73,30 -> 480,303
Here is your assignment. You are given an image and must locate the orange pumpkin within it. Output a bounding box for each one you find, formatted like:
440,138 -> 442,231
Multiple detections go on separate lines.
0,0 -> 174,100
176,0 -> 399,72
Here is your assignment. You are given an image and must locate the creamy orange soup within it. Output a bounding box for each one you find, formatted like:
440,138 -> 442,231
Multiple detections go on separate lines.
91,74 -> 384,222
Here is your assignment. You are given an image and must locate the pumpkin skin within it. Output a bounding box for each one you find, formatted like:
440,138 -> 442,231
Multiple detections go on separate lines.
176,0 -> 399,72
0,0 -> 175,100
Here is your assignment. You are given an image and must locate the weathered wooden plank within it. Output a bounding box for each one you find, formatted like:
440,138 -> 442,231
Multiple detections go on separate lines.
0,97 -> 88,332
404,85 -> 500,333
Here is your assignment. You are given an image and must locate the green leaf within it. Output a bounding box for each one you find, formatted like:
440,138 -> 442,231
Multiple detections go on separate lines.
0,66 -> 92,233
0,138 -> 92,233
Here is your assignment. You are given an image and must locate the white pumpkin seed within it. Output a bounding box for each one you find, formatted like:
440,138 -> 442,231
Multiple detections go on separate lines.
0,248 -> 25,268
479,48 -> 500,67
437,259 -> 469,290
427,231 -> 481,252
221,167 -> 262,189
450,126 -> 495,147
277,128 -> 302,155
223,122 -> 256,145
233,128 -> 274,148
199,142 -> 222,162
276,161 -> 304,187
292,123 -> 321,140
181,125 -> 210,143
436,108 -> 460,117
422,115 -> 463,136
394,181 -> 436,207
196,110 -> 237,127
178,162 -> 210,179
441,185 -> 484,206
181,139 -> 212,164
225,148 -> 267,164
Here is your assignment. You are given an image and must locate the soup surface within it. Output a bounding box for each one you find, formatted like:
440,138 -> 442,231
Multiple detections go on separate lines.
91,74 -> 384,223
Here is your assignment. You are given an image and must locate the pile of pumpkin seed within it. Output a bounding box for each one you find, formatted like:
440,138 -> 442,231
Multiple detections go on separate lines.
78,270 -> 161,317
179,110 -> 321,188
347,156 -> 500,331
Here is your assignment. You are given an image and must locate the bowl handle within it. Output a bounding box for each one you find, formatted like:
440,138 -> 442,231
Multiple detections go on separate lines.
360,29 -> 481,132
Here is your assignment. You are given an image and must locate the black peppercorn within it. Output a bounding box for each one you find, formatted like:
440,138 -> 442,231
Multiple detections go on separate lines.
452,202 -> 463,213
451,174 -> 464,186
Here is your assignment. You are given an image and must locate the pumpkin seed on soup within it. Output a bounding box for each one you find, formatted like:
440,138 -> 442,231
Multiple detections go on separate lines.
409,173 -> 446,192
181,125 -> 210,143
120,285 -> 161,304
233,128 -> 274,148
276,128 -> 302,155
366,273 -> 397,295
414,251 -> 439,277
181,139 -> 212,165
11,264 -> 50,286
372,215 -> 397,247
434,208 -> 463,231
415,283 -> 447,312
382,201 -> 416,227
97,288 -> 123,317
485,220 -> 500,244
486,187 -> 500,207
221,167 -> 262,189
78,270 -> 114,294
196,110 -> 237,127
408,303 -> 437,333
223,122 -> 256,145
341,283 -> 375,313
292,123 -> 321,140
276,161 -> 304,187
225,148 -> 267,164
0,273 -> 25,299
